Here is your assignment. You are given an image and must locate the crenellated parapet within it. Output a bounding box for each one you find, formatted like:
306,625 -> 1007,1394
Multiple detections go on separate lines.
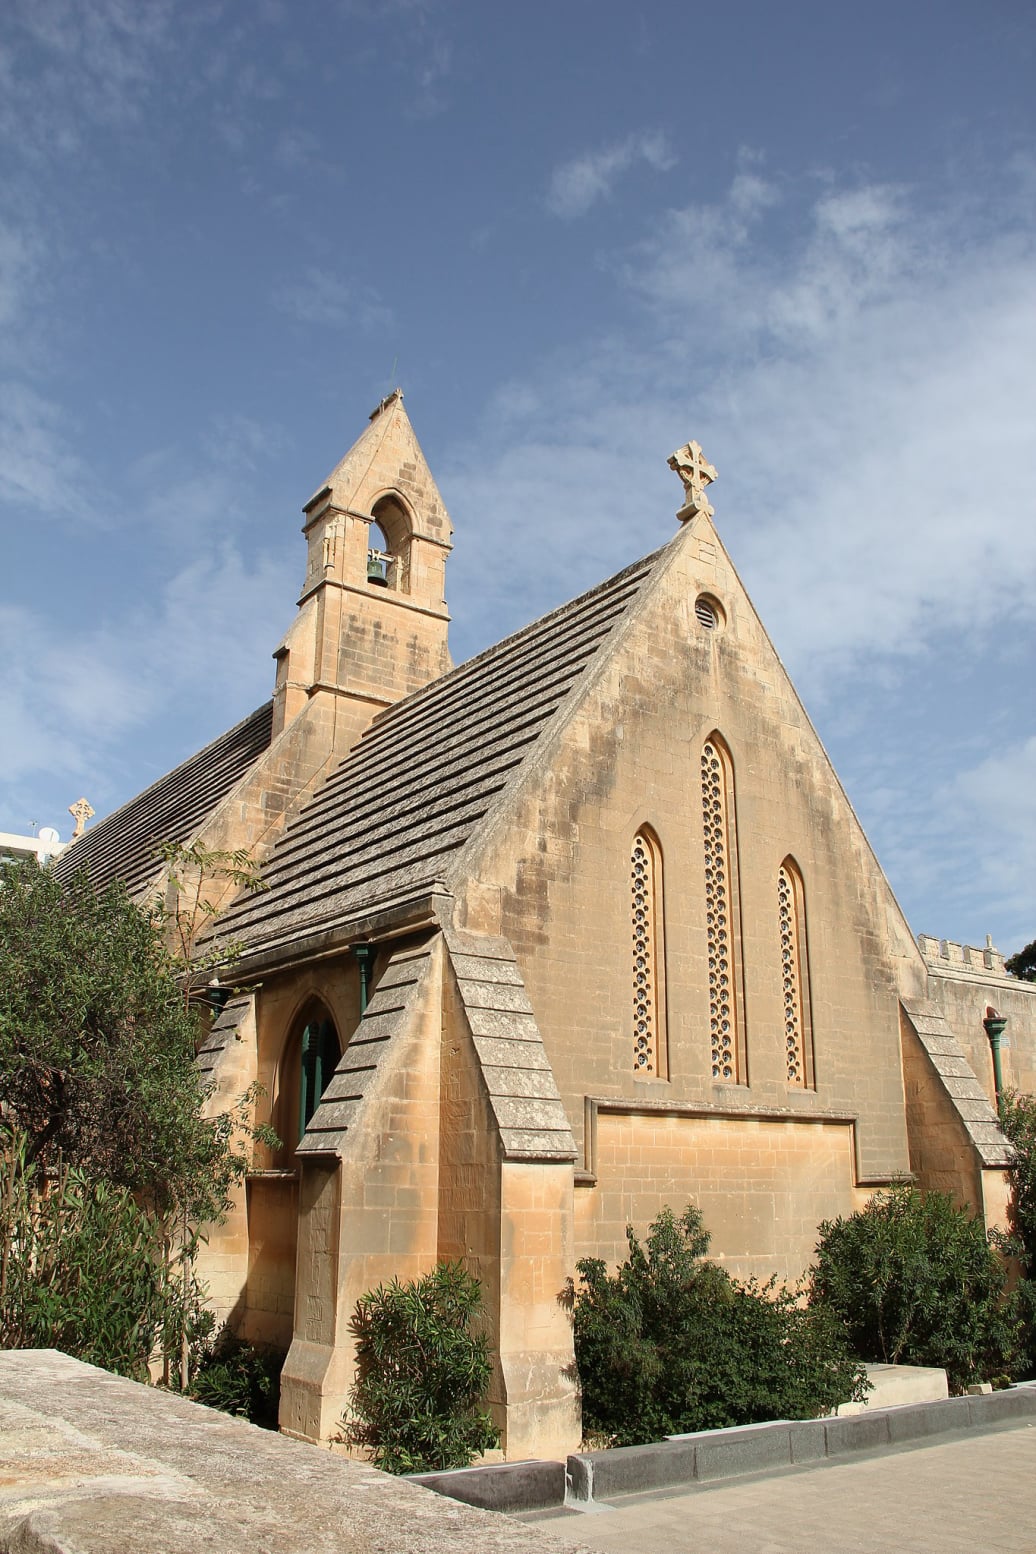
918,935 -> 1007,977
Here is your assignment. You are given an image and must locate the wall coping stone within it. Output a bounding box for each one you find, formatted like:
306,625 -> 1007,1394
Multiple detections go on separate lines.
0,1351 -> 587,1554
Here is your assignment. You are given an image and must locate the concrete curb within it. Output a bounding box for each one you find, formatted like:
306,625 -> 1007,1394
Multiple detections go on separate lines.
410,1459 -> 567,1513
567,1383 -> 1036,1505
413,1383 -> 1036,1513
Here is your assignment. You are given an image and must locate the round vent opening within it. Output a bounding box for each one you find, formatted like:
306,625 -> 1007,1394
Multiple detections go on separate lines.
695,594 -> 724,630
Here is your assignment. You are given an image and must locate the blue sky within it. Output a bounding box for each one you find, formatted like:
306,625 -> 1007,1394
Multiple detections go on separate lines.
1,0 -> 1034,952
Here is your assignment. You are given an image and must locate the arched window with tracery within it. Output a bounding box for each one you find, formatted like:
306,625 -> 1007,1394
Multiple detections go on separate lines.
631,827 -> 667,1078
701,735 -> 746,1083
778,858 -> 815,1088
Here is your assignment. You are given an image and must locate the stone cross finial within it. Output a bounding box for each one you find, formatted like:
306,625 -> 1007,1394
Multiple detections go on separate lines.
68,797 -> 94,839
668,441 -> 718,522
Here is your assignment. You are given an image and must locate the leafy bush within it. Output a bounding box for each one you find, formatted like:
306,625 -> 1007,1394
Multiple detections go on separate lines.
997,1091 -> 1036,1276
996,1091 -> 1036,1378
809,1185 -> 1019,1391
573,1205 -> 866,1446
0,858 -> 251,1225
189,1329 -> 285,1427
0,1136 -> 210,1379
345,1262 -> 499,1473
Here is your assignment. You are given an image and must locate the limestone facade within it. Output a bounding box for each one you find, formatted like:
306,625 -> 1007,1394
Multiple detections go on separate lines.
58,395 -> 1036,1460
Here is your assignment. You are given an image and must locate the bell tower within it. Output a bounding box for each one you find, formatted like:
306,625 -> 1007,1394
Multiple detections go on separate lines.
272,390 -> 453,746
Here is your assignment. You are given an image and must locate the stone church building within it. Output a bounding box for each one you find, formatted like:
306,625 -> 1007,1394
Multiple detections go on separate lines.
57,391 -> 1036,1458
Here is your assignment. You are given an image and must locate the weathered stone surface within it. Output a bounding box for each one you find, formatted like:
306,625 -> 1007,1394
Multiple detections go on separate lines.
0,1352 -> 586,1554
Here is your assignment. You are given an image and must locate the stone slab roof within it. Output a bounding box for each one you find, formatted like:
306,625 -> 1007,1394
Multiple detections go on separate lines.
298,940 -> 434,1157
444,928 -> 576,1162
52,703 -> 274,899
901,998 -> 1013,1167
214,550 -> 664,960
196,993 -> 253,1084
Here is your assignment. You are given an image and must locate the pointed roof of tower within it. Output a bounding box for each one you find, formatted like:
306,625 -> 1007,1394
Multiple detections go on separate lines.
305,388 -> 452,548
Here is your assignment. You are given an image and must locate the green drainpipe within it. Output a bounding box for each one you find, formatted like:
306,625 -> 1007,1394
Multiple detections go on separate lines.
983,1009 -> 1008,1111
354,942 -> 374,1015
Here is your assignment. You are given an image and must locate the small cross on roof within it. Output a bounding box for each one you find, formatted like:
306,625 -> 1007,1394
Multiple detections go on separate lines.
668,441 -> 718,522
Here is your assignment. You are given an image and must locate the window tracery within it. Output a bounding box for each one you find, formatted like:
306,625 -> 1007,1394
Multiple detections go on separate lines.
701,738 -> 744,1082
779,860 -> 814,1088
631,829 -> 666,1078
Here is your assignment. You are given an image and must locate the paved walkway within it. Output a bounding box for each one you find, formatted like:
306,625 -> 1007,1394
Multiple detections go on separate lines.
526,1421 -> 1036,1554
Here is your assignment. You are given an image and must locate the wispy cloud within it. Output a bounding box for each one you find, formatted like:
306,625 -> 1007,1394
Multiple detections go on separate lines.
1,0 -> 178,159
0,383 -> 93,517
442,157 -> 1036,949
547,131 -> 676,218
0,545 -> 288,827
272,266 -> 393,331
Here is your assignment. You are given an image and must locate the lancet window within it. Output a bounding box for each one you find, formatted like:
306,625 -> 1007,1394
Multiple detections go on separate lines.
278,1005 -> 342,1161
631,828 -> 666,1078
701,737 -> 745,1082
778,859 -> 814,1088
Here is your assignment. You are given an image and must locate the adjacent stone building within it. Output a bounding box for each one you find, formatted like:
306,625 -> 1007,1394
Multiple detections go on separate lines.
56,390 -> 1036,1459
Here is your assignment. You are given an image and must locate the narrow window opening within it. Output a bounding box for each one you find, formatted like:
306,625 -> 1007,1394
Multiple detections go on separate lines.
631,828 -> 667,1078
779,860 -> 815,1088
702,737 -> 746,1083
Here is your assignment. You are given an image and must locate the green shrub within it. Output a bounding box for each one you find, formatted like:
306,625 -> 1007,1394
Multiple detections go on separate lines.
0,1139 -> 209,1380
573,1205 -> 866,1446
997,1091 -> 1036,1276
996,1091 -> 1036,1378
189,1329 -> 285,1427
808,1185 -> 1019,1391
344,1262 -> 499,1474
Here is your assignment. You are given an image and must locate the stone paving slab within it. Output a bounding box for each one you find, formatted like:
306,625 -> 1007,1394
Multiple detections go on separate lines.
0,1351 -> 589,1554
526,1422 -> 1036,1554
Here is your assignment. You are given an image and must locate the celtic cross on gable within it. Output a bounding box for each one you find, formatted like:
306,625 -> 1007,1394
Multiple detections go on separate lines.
68,797 -> 94,838
668,440 -> 718,521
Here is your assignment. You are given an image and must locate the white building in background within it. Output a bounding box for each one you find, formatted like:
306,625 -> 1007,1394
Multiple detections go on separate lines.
0,826 -> 65,865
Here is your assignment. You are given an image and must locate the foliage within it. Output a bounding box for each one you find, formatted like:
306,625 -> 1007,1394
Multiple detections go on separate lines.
0,856 -> 253,1224
995,1091 -> 1036,1379
572,1205 -> 867,1446
345,1262 -> 499,1473
188,1327 -> 285,1428
997,1091 -> 1036,1276
1004,940 -> 1036,983
156,840 -> 265,1004
0,1131 -> 211,1379
809,1185 -> 1019,1391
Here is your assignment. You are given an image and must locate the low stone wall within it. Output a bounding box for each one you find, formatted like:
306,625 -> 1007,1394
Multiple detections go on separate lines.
0,1351 -> 587,1554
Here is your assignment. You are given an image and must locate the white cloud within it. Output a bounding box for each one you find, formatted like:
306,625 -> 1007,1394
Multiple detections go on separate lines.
0,545 -> 288,829
273,266 -> 393,331
440,158 -> 1036,951
0,218 -> 40,329
454,162 -> 1036,696
939,737 -> 1036,946
0,384 -> 93,517
1,0 -> 177,158
547,131 -> 676,219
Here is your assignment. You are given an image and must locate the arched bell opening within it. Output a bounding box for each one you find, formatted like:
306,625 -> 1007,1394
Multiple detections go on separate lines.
368,492 -> 413,593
